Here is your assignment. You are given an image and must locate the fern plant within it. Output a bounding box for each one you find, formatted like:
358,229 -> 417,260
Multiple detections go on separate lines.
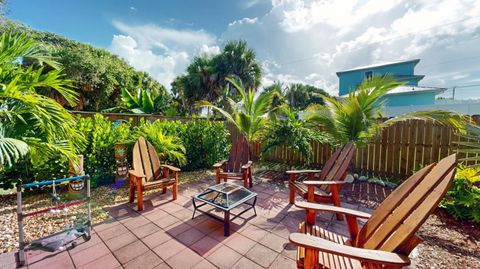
133,120 -> 187,166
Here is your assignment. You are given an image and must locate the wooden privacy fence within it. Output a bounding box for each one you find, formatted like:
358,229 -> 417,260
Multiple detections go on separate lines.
240,119 -> 480,180
73,111 -> 479,180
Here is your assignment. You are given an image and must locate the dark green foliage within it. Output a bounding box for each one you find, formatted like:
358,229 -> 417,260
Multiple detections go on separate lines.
180,120 -> 230,170
172,40 -> 262,113
285,83 -> 329,111
1,20 -> 172,113
261,108 -> 326,162
75,114 -> 132,187
134,119 -> 230,170
441,169 -> 480,223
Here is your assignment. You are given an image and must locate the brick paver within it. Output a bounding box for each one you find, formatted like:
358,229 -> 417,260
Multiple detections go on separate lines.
7,170 -> 387,269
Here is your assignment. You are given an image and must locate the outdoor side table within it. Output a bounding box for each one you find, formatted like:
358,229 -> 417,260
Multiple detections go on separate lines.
192,182 -> 257,236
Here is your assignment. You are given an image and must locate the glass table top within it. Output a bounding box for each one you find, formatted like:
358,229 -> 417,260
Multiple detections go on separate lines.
193,182 -> 257,210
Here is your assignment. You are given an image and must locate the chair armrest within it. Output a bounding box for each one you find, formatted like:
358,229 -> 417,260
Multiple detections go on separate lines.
286,169 -> 321,174
128,170 -> 145,178
295,201 -> 371,219
289,233 -> 410,266
213,160 -> 227,168
241,161 -> 253,169
160,164 -> 181,172
303,180 -> 346,185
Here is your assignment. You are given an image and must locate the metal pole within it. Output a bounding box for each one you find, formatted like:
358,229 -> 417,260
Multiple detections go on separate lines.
86,175 -> 91,236
16,184 -> 25,266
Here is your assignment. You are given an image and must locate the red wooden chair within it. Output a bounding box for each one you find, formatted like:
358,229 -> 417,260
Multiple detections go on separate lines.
287,142 -> 355,220
129,137 -> 180,211
289,154 -> 457,269
213,136 -> 253,188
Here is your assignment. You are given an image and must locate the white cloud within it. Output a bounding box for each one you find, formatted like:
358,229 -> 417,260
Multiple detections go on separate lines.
228,17 -> 258,27
221,0 -> 480,96
129,6 -> 136,11
109,0 -> 480,98
109,21 -> 217,88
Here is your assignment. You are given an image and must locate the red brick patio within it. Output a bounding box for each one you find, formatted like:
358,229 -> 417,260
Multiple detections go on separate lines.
2,171 -> 384,269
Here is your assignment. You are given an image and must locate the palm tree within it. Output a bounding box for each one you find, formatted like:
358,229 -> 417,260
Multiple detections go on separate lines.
196,77 -> 274,143
306,75 -> 467,147
0,30 -> 83,170
285,83 -> 329,111
214,40 -> 262,91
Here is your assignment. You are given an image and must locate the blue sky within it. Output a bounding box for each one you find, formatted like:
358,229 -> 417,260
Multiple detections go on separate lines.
7,0 -> 480,98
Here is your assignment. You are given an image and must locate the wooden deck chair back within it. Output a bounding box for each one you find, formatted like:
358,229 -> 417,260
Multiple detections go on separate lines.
132,137 -> 163,183
317,142 -> 355,192
226,136 -> 250,173
356,154 -> 457,254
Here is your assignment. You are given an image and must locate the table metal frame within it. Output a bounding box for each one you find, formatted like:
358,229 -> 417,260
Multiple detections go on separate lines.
192,188 -> 257,236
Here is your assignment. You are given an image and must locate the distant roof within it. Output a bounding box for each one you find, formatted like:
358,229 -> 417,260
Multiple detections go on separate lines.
339,85 -> 446,97
386,85 -> 445,95
336,59 -> 420,75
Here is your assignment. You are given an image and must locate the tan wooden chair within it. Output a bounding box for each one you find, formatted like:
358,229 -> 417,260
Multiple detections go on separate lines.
213,136 -> 253,188
128,137 -> 180,211
287,142 -> 355,220
289,154 -> 457,269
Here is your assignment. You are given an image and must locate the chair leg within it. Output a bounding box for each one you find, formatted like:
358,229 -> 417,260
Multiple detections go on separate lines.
248,168 -> 253,188
172,183 -> 178,200
331,186 -> 343,220
162,187 -> 167,194
137,184 -> 144,211
129,176 -> 135,203
289,174 -> 296,204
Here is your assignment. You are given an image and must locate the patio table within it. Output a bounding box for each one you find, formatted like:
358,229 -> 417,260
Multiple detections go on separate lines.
192,182 -> 257,236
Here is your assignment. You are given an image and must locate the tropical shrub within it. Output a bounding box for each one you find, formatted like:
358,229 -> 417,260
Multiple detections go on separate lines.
261,107 -> 326,162
133,119 -> 230,170
133,120 -> 187,166
306,76 -> 467,147
75,114 -> 132,187
0,29 -> 86,189
440,166 -> 480,223
196,77 -> 274,143
180,120 -> 230,170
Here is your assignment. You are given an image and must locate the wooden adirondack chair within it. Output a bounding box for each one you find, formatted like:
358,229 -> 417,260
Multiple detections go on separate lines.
289,154 -> 457,269
213,136 -> 253,188
129,137 -> 181,211
287,142 -> 355,220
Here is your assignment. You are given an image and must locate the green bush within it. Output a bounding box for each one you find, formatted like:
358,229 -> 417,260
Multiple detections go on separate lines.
440,166 -> 480,223
133,119 -> 230,171
76,114 -> 132,187
0,114 -> 230,189
180,120 -> 230,170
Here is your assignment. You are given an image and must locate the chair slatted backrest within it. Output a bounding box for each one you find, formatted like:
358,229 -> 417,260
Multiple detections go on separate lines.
132,137 -> 162,182
226,136 -> 250,173
355,154 -> 457,254
317,142 -> 355,192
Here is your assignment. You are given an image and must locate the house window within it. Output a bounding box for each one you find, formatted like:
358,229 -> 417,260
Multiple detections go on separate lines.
365,70 -> 373,79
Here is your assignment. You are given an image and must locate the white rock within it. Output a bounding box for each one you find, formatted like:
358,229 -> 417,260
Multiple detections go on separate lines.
358,176 -> 367,182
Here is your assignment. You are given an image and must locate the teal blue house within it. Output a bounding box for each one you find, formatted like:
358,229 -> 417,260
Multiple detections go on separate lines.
336,59 -> 445,106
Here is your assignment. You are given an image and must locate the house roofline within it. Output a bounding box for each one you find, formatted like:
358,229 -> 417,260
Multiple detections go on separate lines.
336,59 -> 421,75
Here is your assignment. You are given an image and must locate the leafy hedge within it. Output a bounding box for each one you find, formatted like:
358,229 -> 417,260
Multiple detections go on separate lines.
0,114 -> 230,188
441,166 -> 480,223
